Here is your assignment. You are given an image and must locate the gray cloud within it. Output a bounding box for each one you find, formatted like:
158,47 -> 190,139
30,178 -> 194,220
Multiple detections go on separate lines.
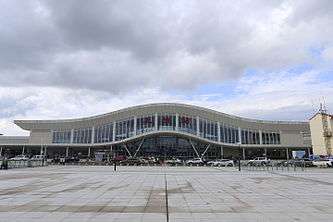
0,0 -> 332,93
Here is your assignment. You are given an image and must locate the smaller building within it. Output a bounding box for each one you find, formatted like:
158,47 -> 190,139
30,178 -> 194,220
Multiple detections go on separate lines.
309,109 -> 333,156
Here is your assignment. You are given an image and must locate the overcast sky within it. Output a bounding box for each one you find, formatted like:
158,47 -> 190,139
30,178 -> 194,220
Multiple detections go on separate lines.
0,0 -> 332,136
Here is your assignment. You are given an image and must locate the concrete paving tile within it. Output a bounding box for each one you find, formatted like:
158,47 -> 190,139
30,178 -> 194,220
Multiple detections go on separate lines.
0,166 -> 333,221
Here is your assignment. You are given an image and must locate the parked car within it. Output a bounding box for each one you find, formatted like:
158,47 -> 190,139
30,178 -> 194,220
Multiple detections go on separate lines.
113,155 -> 127,162
30,155 -> 45,160
186,158 -> 204,165
312,159 -> 333,168
10,155 -> 29,161
207,159 -> 234,167
120,157 -> 147,165
247,157 -> 270,166
165,158 -> 183,165
280,158 -> 314,167
143,157 -> 158,164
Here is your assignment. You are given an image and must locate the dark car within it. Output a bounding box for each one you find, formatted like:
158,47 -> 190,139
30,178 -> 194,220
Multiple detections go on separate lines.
280,158 -> 314,167
120,157 -> 147,165
114,155 -> 127,162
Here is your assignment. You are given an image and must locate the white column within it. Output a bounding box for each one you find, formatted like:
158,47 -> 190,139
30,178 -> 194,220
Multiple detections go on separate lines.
307,147 -> 311,157
259,130 -> 263,144
196,116 -> 200,136
175,113 -> 179,131
238,127 -> 242,144
66,147 -> 69,157
133,116 -> 137,136
264,147 -> 267,157
220,145 -> 224,158
286,148 -> 289,160
22,146 -> 25,155
70,129 -> 74,143
40,145 -> 43,155
155,113 -> 158,131
112,123 -> 116,142
242,147 -> 246,160
217,122 -> 221,142
91,126 -> 95,144
0,147 -> 2,156
88,147 -> 91,157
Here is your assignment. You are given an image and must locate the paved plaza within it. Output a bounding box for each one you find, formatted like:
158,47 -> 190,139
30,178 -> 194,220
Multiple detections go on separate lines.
0,166 -> 332,222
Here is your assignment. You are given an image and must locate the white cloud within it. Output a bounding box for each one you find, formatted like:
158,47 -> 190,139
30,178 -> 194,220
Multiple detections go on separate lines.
0,0 -> 332,135
1,70 -> 332,136
0,0 -> 332,92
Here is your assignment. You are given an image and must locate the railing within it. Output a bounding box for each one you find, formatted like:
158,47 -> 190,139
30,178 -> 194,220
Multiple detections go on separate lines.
0,159 -> 46,169
240,160 -> 307,172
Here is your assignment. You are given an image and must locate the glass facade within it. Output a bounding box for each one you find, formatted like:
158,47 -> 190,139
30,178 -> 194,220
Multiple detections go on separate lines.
73,128 -> 92,144
136,115 -> 155,135
51,113 -> 281,146
220,125 -> 239,144
157,114 -> 176,131
115,118 -> 135,141
241,129 -> 260,144
114,135 -> 221,160
262,132 -> 280,145
199,118 -> 218,141
52,130 -> 71,143
178,115 -> 197,135
95,123 -> 113,143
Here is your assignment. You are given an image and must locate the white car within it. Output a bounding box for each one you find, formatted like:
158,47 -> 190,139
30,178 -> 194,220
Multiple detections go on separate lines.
31,155 -> 45,160
186,158 -> 204,165
247,157 -> 270,166
312,159 -> 333,168
165,158 -> 182,165
10,155 -> 29,161
207,159 -> 234,167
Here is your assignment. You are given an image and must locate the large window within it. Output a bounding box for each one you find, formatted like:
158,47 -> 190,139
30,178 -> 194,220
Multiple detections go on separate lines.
73,127 -> 92,144
115,118 -> 135,141
241,129 -> 260,144
52,130 -> 71,144
262,132 -> 280,144
178,115 -> 197,135
199,118 -> 218,141
136,115 -> 155,134
95,123 -> 113,143
220,125 -> 239,144
158,114 -> 176,131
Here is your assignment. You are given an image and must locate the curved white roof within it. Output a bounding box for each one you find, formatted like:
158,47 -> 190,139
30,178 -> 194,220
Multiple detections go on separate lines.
14,103 -> 309,131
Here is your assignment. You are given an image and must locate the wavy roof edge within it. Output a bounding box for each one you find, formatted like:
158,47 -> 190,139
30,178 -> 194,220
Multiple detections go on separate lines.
14,103 -> 308,125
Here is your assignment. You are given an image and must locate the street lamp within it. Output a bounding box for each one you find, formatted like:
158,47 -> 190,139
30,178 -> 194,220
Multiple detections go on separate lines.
237,142 -> 241,171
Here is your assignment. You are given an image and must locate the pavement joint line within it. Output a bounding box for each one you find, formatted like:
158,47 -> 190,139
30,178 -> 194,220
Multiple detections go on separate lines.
270,171 -> 333,186
164,171 -> 169,222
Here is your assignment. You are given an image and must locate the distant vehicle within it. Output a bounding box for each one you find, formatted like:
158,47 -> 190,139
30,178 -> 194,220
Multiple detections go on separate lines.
165,158 -> 182,165
247,157 -> 270,166
10,155 -> 29,161
281,158 -> 314,167
79,158 -> 88,163
120,157 -> 147,165
143,157 -> 158,164
114,155 -> 127,161
31,155 -> 45,160
186,158 -> 204,165
312,159 -> 333,168
207,159 -> 234,167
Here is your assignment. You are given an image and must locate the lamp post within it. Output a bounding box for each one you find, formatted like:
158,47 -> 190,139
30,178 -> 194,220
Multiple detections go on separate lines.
238,142 -> 241,171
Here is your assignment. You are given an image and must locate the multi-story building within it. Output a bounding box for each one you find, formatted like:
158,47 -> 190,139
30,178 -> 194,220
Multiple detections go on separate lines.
0,103 -> 312,160
310,109 -> 333,156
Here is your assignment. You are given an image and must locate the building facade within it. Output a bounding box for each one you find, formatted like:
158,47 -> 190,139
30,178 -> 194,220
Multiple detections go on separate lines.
0,103 -> 312,160
310,111 -> 333,156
